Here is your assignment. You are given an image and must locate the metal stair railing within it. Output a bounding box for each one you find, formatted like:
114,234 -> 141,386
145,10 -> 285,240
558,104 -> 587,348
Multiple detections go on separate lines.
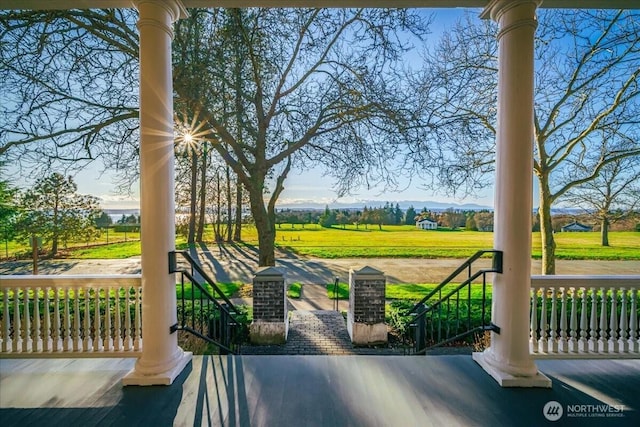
169,250 -> 244,354
402,249 -> 502,355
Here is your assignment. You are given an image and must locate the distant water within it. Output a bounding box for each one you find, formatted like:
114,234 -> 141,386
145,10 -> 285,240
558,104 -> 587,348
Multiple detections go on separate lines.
105,209 -> 140,223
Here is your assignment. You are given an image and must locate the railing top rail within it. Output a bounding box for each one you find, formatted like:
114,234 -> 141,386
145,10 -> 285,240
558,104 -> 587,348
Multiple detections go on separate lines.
0,274 -> 142,288
531,275 -> 640,289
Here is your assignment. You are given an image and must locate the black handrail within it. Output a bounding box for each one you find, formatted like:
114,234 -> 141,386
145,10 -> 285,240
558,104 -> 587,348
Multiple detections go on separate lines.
169,250 -> 244,354
402,249 -> 502,355
408,249 -> 502,315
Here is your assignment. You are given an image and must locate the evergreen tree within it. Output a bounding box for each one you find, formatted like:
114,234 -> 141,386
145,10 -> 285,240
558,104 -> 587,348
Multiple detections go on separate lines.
17,173 -> 101,255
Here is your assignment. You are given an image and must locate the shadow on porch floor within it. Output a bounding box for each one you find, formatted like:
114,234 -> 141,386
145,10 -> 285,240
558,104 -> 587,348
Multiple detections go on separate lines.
1,356 -> 638,426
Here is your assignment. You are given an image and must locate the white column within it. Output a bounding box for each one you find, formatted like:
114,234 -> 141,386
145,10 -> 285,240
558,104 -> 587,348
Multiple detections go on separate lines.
123,0 -> 191,386
473,0 -> 551,388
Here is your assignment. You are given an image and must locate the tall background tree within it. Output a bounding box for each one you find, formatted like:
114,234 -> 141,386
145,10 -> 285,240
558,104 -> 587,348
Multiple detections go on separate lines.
561,156 -> 640,246
16,173 -> 101,255
172,8 -> 430,265
412,10 -> 640,274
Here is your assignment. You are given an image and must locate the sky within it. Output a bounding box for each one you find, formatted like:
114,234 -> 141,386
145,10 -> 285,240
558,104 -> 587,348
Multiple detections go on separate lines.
7,8 -> 502,211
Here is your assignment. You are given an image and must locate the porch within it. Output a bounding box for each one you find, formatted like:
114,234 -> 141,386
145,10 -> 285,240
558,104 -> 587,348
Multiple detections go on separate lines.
1,355 -> 638,426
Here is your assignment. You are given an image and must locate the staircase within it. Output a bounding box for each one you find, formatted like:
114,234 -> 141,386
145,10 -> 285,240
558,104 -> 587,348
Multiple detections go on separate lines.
402,250 -> 503,355
169,250 -> 245,354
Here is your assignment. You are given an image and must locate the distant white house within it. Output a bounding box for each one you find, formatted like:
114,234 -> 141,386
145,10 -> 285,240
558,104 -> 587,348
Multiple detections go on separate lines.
561,221 -> 593,232
416,219 -> 438,230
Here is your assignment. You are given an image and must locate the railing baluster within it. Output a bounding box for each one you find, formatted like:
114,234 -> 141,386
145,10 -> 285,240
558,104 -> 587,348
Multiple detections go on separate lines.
2,288 -> 12,352
559,287 -> 568,353
114,287 -> 123,351
13,289 -> 21,352
548,287 -> 558,353
124,286 -> 133,351
598,287 -> 609,353
538,287 -> 548,353
579,287 -> 588,352
618,288 -> 628,353
134,286 -> 142,351
33,287 -> 42,352
568,287 -> 577,352
43,287 -> 52,352
83,287 -> 93,351
22,286 -> 32,353
73,287 -> 82,351
588,287 -> 598,352
629,289 -> 638,353
608,288 -> 619,353
94,287 -> 103,352
530,287 -> 539,353
63,288 -> 72,351
53,287 -> 61,351
104,287 -> 113,351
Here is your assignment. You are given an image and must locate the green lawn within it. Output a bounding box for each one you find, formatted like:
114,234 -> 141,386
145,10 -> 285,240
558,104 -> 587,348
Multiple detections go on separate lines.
176,282 -> 241,299
326,282 -> 493,301
287,282 -> 302,299
3,224 -> 639,261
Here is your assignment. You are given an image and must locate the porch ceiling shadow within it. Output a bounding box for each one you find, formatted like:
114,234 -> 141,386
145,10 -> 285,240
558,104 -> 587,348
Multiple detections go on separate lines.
0,0 -> 633,11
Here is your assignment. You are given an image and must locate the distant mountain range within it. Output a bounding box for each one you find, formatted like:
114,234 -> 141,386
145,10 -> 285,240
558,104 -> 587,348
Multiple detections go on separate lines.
275,199 -> 493,211
105,202 -> 585,214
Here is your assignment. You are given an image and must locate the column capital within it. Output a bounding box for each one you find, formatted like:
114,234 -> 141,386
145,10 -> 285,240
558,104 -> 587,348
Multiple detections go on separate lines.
481,0 -> 541,22
135,0 -> 188,24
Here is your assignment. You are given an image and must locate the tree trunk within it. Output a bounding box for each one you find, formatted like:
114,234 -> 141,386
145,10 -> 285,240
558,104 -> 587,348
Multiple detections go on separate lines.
215,169 -> 222,241
538,183 -> 556,275
248,185 -> 276,266
226,166 -> 233,242
233,181 -> 243,241
196,146 -> 207,243
601,217 -> 609,246
188,150 -> 198,244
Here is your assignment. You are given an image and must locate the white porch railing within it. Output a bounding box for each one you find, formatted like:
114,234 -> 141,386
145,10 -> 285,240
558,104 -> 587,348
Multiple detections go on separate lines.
0,275 -> 142,358
530,275 -> 640,359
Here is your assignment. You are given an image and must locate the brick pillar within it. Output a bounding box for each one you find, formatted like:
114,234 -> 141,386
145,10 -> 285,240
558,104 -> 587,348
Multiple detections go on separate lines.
347,266 -> 387,345
250,267 -> 288,345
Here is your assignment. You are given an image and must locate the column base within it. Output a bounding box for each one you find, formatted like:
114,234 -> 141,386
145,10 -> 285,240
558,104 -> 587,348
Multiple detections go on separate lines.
250,321 -> 288,345
122,351 -> 193,386
347,318 -> 388,345
473,352 -> 552,388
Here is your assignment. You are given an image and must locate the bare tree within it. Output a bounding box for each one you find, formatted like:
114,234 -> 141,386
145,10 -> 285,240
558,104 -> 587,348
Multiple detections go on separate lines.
413,10 -> 640,274
561,155 -> 640,246
173,8 -> 430,265
0,9 -> 140,187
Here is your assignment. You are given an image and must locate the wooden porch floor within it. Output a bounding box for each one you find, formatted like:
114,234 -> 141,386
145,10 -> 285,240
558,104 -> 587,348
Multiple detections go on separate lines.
1,356 -> 639,426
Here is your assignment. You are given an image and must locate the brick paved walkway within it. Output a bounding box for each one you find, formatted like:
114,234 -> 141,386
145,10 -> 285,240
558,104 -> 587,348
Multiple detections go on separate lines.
241,310 -> 402,355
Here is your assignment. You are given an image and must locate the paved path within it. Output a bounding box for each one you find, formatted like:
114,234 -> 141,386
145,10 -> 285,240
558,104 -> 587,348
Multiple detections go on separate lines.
241,310 -> 401,356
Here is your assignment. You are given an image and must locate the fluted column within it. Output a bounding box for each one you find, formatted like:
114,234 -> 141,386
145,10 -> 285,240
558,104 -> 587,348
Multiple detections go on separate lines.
123,0 -> 191,386
473,0 -> 551,388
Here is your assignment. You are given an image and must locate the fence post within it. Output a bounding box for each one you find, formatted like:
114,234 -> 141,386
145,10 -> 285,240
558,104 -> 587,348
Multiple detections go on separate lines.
250,267 -> 288,345
347,266 -> 387,346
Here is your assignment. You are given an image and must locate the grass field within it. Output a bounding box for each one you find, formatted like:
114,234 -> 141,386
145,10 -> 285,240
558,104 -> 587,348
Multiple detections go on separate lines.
3,224 -> 638,260
267,226 -> 639,260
